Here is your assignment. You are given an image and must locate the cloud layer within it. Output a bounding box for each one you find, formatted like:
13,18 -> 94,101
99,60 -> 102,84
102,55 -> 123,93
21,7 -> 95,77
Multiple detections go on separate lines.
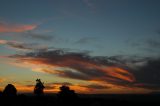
9,50 -> 137,87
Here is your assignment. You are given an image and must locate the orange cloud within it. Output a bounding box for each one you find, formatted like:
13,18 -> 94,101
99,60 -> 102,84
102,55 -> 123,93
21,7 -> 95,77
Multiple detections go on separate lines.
16,57 -> 135,85
0,22 -> 37,32
102,67 -> 135,83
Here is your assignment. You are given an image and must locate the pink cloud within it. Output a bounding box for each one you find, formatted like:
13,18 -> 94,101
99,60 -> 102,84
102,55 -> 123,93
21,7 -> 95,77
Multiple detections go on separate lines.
0,22 -> 37,33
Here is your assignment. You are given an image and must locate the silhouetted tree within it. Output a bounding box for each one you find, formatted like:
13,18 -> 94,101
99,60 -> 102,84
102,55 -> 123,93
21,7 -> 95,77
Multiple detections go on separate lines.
0,91 -> 2,96
34,79 -> 45,96
57,85 -> 77,100
2,84 -> 17,96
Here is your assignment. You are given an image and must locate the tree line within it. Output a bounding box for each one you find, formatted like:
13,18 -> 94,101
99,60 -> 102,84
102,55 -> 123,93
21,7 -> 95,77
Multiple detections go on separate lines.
0,79 -> 78,99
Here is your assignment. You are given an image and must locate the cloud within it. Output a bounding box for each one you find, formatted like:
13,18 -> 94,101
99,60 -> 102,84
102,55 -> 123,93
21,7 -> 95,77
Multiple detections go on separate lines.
10,50 -> 136,87
145,39 -> 160,48
0,39 -> 48,51
81,84 -> 110,90
107,56 -> 160,89
127,38 -> 160,53
132,58 -> 160,89
0,22 -> 37,33
6,46 -> 160,92
9,49 -> 160,92
23,32 -> 54,41
49,82 -> 73,86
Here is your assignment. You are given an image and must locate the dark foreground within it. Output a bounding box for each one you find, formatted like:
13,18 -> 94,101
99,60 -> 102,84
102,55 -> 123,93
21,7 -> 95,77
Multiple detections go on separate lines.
0,94 -> 160,106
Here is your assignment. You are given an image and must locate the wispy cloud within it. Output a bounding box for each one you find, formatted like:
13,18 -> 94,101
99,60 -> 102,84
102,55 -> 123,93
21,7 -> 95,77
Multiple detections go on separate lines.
145,39 -> 160,48
23,31 -> 54,41
127,38 -> 160,54
80,84 -> 110,90
0,39 -> 48,51
0,22 -> 37,33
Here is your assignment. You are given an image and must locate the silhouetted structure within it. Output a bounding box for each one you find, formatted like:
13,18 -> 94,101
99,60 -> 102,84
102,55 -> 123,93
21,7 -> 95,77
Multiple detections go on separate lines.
34,79 -> 45,96
2,84 -> 17,96
57,85 -> 77,100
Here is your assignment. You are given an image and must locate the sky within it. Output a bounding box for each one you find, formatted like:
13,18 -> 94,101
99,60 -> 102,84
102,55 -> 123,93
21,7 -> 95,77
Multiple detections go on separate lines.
0,0 -> 160,94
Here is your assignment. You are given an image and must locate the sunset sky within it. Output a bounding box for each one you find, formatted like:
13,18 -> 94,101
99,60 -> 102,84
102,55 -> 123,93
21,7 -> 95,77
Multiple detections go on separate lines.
0,0 -> 160,94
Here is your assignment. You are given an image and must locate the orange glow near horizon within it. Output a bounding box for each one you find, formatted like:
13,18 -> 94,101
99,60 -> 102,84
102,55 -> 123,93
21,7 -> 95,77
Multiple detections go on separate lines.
0,81 -> 152,94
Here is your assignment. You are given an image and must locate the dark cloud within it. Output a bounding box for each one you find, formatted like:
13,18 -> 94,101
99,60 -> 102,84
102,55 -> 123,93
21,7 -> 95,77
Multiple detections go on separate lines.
127,38 -> 160,54
81,84 -> 110,90
49,82 -> 73,86
145,39 -> 160,48
7,42 -> 38,50
55,69 -> 92,81
0,39 -> 48,51
24,32 -> 54,41
133,58 -> 160,87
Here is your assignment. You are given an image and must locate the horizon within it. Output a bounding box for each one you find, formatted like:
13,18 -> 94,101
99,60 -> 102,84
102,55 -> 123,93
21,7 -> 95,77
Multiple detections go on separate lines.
0,0 -> 160,94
